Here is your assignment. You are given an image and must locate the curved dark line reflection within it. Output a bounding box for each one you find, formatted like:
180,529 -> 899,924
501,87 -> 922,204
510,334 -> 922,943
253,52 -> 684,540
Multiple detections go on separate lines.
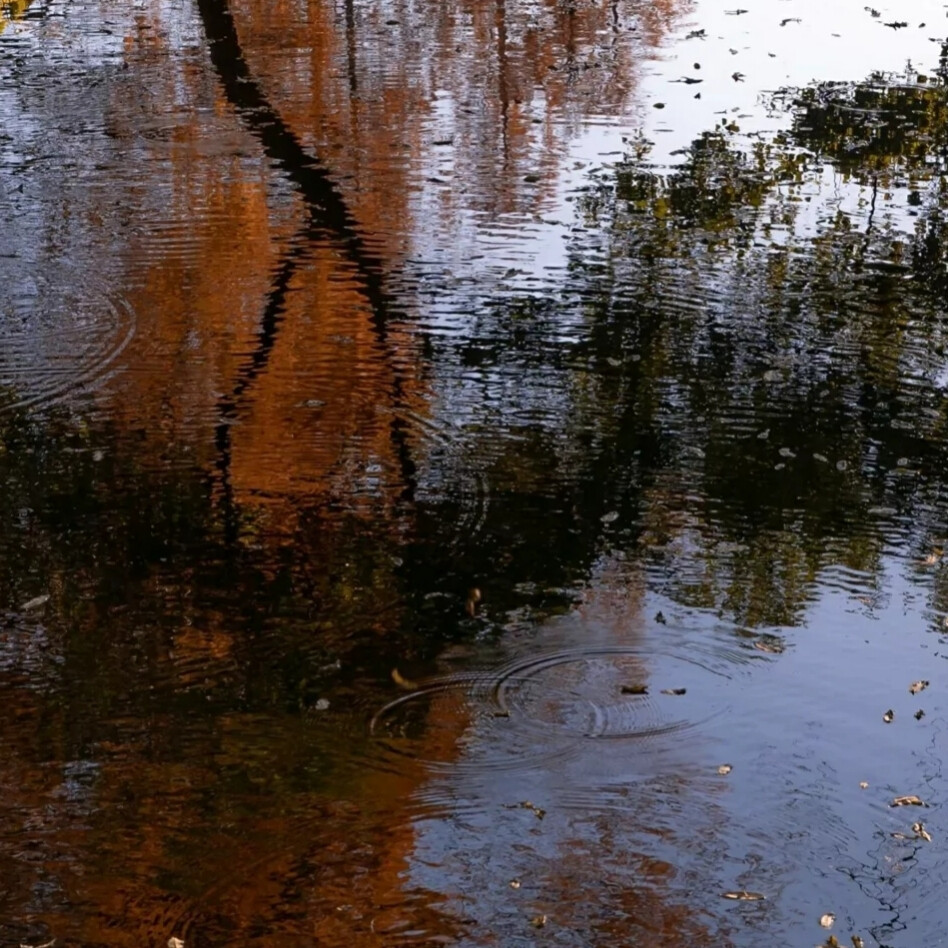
195,0 -> 418,537
196,0 -> 389,321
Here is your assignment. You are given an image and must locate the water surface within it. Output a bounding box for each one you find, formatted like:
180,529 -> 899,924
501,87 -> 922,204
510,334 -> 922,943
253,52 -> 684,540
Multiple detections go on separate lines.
2,0 -> 948,945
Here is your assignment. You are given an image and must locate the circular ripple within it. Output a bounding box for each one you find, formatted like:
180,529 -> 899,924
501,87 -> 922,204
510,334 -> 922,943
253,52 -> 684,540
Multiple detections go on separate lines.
368,644 -> 734,775
491,645 -> 731,740
397,408 -> 490,548
0,263 -> 136,415
368,672 -> 582,775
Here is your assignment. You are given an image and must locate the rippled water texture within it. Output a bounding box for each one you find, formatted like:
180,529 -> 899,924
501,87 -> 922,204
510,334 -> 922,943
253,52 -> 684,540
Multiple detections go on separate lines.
3,0 -> 948,944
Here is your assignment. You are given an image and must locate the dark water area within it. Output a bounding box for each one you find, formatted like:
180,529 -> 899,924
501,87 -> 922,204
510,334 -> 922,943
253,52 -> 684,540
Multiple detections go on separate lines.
3,0 -> 948,944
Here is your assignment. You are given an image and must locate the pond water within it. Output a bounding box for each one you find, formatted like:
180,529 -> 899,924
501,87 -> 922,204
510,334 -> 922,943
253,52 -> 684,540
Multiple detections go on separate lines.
2,0 -> 948,944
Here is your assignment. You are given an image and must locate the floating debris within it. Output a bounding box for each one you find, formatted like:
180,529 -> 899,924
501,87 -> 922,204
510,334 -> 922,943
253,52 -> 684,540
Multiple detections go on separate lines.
915,709 -> 925,721
621,684 -> 649,695
465,587 -> 482,617
859,781 -> 869,789
883,709 -> 894,723
505,801 -> 546,820
601,510 -> 619,524
168,940 -> 185,948
660,687 -> 687,695
922,549 -> 942,566
530,915 -> 547,928
820,913 -> 836,928
21,594 -> 50,612
753,635 -> 785,654
655,610 -> 667,624
890,795 -> 927,807
718,764 -> 733,775
723,890 -> 765,901
391,668 -> 419,690
913,821 -> 932,842
852,937 -> 864,948
509,879 -> 521,889
909,680 -> 929,695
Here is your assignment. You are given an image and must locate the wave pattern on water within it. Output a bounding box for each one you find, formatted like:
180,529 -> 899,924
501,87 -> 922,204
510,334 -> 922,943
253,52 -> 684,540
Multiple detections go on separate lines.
0,266 -> 135,414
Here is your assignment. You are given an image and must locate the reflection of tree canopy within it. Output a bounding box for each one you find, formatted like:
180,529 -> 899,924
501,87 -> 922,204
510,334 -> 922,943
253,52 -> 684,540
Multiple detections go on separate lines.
425,52 -> 948,628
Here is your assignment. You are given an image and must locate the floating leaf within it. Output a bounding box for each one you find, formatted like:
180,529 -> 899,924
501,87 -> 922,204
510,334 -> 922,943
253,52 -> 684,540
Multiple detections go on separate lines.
391,668 -> 418,690
660,688 -> 687,695
909,680 -> 929,695
717,764 -> 733,775
913,821 -> 932,842
465,587 -> 482,617
509,879 -> 521,889
530,915 -> 547,928
915,709 -> 925,721
621,684 -> 649,695
21,594 -> 50,612
890,795 -> 927,807
852,937 -> 864,948
859,781 -> 869,789
722,890 -> 765,901
819,913 -> 835,928
506,800 -> 546,820
753,636 -> 785,654
883,709 -> 894,723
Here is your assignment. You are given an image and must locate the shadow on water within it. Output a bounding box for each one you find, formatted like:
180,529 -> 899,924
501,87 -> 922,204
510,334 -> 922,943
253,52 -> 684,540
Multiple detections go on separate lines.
3,0 -> 948,944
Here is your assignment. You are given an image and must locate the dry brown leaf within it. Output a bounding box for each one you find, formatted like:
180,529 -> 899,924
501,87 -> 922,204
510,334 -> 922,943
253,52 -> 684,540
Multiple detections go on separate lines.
506,800 -> 546,820
530,915 -> 547,928
722,890 -> 765,901
21,594 -> 51,612
852,937 -> 864,948
391,668 -> 418,690
909,680 -> 929,695
890,795 -> 927,807
913,821 -> 932,842
753,638 -> 785,654
621,684 -> 649,695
